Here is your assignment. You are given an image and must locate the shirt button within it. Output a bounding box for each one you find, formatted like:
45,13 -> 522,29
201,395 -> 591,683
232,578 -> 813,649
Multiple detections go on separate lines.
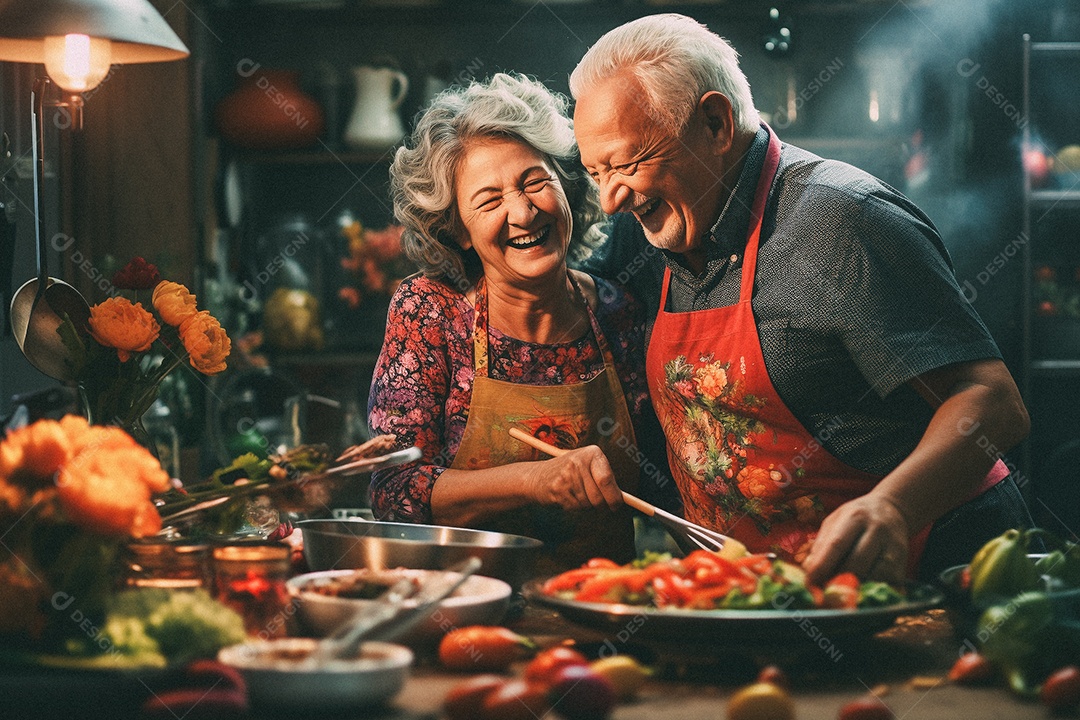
730,254 -> 739,263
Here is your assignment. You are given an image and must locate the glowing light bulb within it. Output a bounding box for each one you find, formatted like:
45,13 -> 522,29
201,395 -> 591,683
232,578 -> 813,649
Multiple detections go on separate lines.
43,35 -> 112,92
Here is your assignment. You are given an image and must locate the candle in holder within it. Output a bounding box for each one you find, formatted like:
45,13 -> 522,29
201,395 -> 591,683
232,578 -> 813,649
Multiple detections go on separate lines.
123,539 -> 210,590
212,543 -> 292,638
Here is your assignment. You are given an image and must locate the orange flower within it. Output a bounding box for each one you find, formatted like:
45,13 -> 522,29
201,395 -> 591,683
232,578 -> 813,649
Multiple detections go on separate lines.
88,297 -> 160,362
58,415 -> 95,454
56,426 -> 169,537
152,280 -> 198,326
736,465 -> 785,501
180,310 -> 231,375
0,419 -> 73,491
695,362 -> 728,401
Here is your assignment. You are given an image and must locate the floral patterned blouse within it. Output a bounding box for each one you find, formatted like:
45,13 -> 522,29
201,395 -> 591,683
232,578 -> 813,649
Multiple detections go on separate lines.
366,273 -> 658,524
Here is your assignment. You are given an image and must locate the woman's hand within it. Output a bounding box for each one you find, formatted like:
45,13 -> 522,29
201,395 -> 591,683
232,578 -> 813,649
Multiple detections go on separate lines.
528,445 -> 624,511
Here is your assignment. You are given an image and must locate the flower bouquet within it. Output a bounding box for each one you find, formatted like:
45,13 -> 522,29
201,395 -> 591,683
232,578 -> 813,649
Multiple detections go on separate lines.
326,218 -> 416,349
336,220 -> 412,308
0,415 -> 170,649
61,257 -> 231,455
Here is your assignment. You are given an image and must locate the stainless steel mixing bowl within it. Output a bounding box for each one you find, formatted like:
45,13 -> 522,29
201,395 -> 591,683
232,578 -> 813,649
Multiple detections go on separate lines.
297,519 -> 543,589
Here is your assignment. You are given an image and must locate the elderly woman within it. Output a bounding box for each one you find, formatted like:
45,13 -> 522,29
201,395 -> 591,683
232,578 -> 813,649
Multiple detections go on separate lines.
367,73 -> 670,570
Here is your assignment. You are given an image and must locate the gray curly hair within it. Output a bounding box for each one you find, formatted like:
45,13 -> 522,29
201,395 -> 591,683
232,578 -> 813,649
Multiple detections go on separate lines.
390,72 -> 602,284
570,13 -> 759,136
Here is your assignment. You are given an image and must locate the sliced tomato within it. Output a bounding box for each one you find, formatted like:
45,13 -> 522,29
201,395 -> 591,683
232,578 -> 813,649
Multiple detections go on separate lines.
822,572 -> 859,609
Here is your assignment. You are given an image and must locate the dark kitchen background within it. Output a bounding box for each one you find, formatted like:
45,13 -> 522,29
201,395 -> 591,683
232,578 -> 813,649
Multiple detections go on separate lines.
0,0 -> 1077,536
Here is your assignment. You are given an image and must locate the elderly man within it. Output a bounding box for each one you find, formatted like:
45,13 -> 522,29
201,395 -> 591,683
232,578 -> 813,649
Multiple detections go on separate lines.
570,13 -> 1032,583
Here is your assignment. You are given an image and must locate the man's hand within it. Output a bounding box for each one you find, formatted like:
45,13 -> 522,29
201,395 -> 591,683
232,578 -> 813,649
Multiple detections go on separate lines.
803,494 -> 909,585
528,445 -> 624,511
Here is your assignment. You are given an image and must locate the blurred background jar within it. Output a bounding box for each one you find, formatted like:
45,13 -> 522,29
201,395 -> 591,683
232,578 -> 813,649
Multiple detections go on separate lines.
247,213 -> 328,353
216,68 -> 325,151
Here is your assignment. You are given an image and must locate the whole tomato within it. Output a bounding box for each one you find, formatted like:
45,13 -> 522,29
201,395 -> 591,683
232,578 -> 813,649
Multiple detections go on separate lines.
523,646 -> 590,684
837,695 -> 893,720
1041,665 -> 1080,713
481,678 -> 551,720
438,626 -> 536,671
947,653 -> 995,685
443,675 -> 506,720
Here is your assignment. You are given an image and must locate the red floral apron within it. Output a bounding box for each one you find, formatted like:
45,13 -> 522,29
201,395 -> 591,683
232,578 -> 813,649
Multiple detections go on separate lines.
450,274 -> 640,573
645,126 -> 1007,573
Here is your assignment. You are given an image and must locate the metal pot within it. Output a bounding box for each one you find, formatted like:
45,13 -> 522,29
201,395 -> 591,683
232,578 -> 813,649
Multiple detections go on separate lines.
298,519 -> 543,590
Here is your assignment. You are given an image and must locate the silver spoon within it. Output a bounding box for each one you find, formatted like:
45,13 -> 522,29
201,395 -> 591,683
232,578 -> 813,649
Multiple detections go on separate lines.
307,556 -> 483,664
9,77 -> 91,381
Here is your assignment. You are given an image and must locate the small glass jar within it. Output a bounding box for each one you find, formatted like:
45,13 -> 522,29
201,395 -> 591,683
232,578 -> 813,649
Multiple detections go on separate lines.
212,543 -> 292,638
122,539 -> 210,590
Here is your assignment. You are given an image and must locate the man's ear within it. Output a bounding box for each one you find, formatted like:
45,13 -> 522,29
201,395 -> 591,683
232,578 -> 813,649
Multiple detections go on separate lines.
699,91 -> 735,154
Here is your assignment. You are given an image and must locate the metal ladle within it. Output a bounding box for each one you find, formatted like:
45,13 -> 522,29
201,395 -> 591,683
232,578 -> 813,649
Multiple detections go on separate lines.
9,78 -> 91,381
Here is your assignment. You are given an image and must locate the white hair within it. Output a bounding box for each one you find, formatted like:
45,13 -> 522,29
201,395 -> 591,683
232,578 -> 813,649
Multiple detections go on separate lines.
569,13 -> 760,135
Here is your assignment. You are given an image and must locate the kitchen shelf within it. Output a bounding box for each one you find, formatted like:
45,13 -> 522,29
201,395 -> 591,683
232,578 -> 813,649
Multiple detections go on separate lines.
1031,359 -> 1080,374
1031,42 -> 1080,55
1030,189 -> 1080,210
234,148 -> 394,165
213,0 -> 928,24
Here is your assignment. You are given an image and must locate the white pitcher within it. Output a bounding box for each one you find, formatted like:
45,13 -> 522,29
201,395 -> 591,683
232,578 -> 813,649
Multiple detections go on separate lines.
344,65 -> 409,150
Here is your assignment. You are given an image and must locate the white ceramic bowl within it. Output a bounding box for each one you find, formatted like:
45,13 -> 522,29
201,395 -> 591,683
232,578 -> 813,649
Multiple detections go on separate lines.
287,568 -> 512,643
217,638 -> 412,712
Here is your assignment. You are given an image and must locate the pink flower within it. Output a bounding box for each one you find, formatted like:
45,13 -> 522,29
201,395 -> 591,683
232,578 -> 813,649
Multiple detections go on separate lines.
673,379 -> 696,401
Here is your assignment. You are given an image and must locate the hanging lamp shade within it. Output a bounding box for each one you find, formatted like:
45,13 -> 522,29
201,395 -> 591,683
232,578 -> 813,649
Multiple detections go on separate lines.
0,0 -> 189,65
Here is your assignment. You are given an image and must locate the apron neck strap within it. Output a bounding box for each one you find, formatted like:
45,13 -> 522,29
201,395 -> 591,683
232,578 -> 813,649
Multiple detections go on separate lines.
472,273 -> 614,378
738,124 -> 782,304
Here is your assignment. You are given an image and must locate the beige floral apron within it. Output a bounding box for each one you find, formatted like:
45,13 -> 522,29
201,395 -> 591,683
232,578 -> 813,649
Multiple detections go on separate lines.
449,274 -> 639,573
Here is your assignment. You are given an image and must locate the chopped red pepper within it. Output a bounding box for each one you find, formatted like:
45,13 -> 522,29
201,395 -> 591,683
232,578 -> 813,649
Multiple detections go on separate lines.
574,569 -> 649,602
822,572 -> 859,609
541,567 -> 608,594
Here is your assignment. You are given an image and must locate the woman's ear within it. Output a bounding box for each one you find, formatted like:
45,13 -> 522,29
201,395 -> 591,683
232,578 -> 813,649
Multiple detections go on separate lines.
699,91 -> 735,155
443,217 -> 472,250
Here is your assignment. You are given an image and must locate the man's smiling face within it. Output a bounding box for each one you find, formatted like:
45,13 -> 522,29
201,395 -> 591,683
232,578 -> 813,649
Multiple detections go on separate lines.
574,71 -> 731,260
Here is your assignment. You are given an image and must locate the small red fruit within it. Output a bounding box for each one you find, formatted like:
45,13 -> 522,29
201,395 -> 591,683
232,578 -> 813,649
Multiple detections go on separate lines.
948,652 -> 995,685
757,664 -> 789,689
548,664 -> 616,720
524,646 -> 590,685
1038,300 -> 1059,317
443,674 -> 506,720
481,678 -> 551,720
437,626 -> 535,671
1041,665 -> 1080,713
837,695 -> 894,720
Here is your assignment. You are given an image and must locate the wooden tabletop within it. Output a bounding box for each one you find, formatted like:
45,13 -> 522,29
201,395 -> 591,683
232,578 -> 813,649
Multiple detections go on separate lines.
0,600 -> 1049,719
382,603 -> 1048,720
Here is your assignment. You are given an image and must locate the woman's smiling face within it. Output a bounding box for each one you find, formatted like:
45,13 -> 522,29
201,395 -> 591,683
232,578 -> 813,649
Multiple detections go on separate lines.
454,136 -> 572,289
